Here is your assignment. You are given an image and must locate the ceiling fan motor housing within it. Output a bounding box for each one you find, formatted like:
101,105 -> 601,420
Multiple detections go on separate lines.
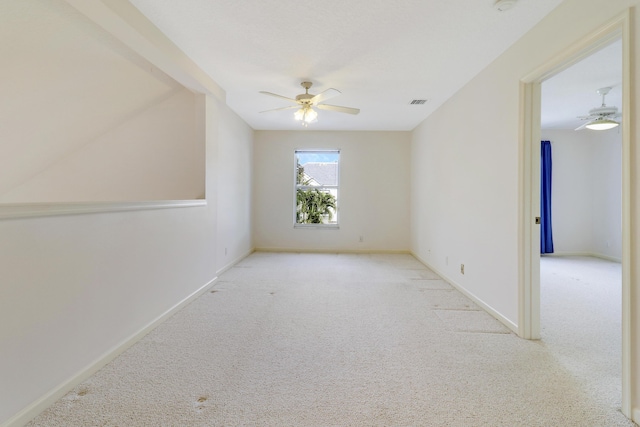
589,106 -> 618,116
297,81 -> 314,104
296,93 -> 314,104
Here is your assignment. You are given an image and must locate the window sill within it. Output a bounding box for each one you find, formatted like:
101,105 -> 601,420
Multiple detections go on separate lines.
0,199 -> 206,220
294,224 -> 340,230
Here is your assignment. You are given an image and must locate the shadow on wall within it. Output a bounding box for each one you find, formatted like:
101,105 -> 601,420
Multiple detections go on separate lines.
0,0 -> 205,204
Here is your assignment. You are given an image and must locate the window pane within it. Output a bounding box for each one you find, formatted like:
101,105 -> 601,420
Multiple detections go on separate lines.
296,151 -> 339,186
296,188 -> 337,224
295,150 -> 339,226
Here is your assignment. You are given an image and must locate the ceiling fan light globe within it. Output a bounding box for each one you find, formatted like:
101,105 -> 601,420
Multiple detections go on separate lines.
585,119 -> 619,130
305,108 -> 318,123
294,108 -> 305,121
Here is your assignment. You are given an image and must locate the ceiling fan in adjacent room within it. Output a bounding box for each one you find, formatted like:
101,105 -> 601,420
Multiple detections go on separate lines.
575,86 -> 621,131
259,81 -> 360,126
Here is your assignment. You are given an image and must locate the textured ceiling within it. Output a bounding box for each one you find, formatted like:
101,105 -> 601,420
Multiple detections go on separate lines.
129,0 -> 569,131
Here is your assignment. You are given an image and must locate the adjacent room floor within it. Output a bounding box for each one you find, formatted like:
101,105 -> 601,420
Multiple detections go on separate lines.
28,252 -> 635,426
540,255 -> 624,413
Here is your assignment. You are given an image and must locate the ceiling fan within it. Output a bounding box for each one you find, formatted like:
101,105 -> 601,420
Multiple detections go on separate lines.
260,81 -> 360,126
575,87 -> 621,131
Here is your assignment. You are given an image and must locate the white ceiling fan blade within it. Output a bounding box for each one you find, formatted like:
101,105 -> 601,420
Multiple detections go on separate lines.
259,91 -> 299,104
311,88 -> 341,105
317,104 -> 360,115
260,105 -> 300,113
574,121 -> 590,131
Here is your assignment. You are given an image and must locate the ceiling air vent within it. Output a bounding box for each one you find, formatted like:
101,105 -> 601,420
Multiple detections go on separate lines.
410,99 -> 427,105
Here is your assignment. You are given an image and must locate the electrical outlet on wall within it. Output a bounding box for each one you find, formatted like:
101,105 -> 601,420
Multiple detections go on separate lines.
460,264 -> 464,274
359,235 -> 364,243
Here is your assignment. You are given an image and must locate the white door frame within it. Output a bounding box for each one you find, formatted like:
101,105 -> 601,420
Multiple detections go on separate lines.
518,10 -> 633,419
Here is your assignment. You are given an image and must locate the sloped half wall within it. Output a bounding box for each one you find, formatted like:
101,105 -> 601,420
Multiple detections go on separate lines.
0,0 -> 204,203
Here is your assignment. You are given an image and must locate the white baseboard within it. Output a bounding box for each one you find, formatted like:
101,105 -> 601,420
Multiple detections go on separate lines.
593,254 -> 622,263
2,276 -> 217,427
411,252 -> 519,334
632,408 -> 640,425
543,251 -> 622,263
255,247 -> 411,255
216,247 -> 255,276
543,251 -> 591,257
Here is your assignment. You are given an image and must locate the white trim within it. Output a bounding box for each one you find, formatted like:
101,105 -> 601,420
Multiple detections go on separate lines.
518,80 -> 542,340
619,11 -> 633,420
519,9 -> 633,420
0,200 -> 206,220
1,276 -> 218,427
412,252 -> 519,334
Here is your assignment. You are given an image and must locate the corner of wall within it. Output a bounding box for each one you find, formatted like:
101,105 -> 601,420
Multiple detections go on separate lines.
410,251 -> 519,334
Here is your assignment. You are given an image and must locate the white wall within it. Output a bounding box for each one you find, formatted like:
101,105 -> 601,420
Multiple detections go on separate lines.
0,0 -> 204,203
0,98 -> 254,427
0,2 -> 254,425
0,89 -> 204,202
410,0 -> 639,331
542,132 -> 594,253
216,106 -> 255,273
254,131 -> 411,252
411,95 -> 520,324
541,129 -> 622,261
411,0 -> 640,417
0,201 -> 215,424
591,129 -> 623,260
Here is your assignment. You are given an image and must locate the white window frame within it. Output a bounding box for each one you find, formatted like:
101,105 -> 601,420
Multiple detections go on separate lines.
294,149 -> 340,229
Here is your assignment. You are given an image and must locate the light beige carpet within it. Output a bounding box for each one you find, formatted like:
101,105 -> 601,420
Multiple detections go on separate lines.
541,255 -> 626,415
28,253 -> 635,426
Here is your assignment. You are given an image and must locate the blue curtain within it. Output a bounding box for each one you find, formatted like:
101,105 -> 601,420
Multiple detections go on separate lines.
540,141 -> 554,254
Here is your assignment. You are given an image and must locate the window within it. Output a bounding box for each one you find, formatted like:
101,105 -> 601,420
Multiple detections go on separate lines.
295,150 -> 339,227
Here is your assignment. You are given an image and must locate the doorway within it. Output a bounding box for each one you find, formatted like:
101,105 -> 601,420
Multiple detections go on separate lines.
539,38 -> 623,411
518,12 -> 632,419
